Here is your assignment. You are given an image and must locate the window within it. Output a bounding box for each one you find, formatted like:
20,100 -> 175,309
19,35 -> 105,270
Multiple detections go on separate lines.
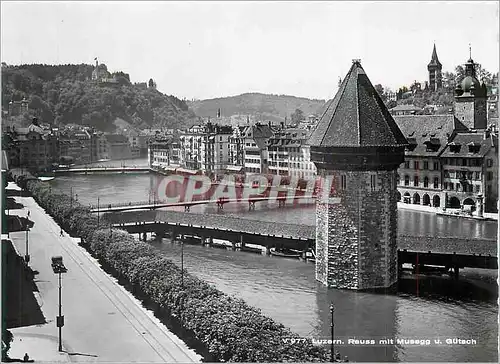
487,159 -> 493,168
444,170 -> 450,178
341,175 -> 347,190
414,176 -> 419,187
475,172 -> 481,180
444,182 -> 448,190
475,185 -> 480,193
396,174 -> 400,185
433,177 -> 439,189
404,161 -> 410,169
462,158 -> 467,166
404,175 -> 409,186
456,183 -> 460,191
423,161 -> 429,170
433,162 -> 439,170
487,185 -> 492,195
423,177 -> 429,188
487,172 -> 493,181
370,174 -> 377,192
414,161 -> 419,170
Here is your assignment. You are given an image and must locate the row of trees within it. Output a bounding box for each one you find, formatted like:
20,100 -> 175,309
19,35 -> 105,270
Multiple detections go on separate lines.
1,64 -> 197,131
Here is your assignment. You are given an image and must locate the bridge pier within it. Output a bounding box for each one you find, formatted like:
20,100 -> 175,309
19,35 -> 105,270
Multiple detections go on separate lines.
248,201 -> 255,211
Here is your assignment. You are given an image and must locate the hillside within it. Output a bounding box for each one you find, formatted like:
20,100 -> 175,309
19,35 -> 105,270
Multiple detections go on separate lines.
1,63 -> 199,131
188,93 -> 326,123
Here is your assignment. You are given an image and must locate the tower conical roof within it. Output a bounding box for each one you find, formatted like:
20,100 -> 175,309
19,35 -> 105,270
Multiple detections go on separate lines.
428,43 -> 442,68
308,61 -> 407,148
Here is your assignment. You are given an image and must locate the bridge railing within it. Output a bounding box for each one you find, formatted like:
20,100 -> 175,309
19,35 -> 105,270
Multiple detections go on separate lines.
91,194 -> 318,210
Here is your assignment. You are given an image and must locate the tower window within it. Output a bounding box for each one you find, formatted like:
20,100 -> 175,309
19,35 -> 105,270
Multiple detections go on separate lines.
370,174 -> 377,192
341,175 -> 347,190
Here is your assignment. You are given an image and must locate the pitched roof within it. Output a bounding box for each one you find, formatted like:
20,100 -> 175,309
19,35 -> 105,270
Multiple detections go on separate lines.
105,134 -> 129,143
440,132 -> 498,158
393,115 -> 467,157
308,61 -> 407,148
389,104 -> 423,112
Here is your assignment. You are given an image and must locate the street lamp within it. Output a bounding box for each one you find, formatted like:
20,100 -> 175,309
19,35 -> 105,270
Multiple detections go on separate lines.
51,256 -> 67,352
25,226 -> 30,264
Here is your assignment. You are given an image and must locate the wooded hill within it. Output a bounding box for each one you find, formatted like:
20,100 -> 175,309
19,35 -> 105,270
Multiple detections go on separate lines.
188,93 -> 326,123
1,63 -> 199,131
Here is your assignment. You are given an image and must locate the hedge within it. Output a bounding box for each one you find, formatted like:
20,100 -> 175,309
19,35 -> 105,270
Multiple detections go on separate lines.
10,170 -> 330,362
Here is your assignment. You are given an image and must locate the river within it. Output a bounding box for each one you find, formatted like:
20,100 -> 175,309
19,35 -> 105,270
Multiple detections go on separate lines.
51,166 -> 498,362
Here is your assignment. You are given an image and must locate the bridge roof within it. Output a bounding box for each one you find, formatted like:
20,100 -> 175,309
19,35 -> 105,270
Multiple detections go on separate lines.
104,210 -> 497,256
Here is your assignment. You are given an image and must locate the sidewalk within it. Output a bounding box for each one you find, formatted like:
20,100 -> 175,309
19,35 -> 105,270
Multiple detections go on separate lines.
5,183 -> 202,363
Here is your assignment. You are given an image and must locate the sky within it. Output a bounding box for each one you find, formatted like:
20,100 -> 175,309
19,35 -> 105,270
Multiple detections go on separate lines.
1,1 -> 499,101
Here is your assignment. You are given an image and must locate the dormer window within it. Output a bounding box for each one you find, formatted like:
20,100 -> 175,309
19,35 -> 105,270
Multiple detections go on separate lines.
449,142 -> 461,153
467,142 -> 480,154
424,138 -> 440,152
406,137 -> 417,151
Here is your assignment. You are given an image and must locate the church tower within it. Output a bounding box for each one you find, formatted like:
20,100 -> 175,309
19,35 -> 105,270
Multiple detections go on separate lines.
308,60 -> 407,290
427,44 -> 443,91
454,52 -> 488,130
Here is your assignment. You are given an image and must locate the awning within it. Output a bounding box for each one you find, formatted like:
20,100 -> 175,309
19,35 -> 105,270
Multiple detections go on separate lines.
176,168 -> 197,175
226,165 -> 243,172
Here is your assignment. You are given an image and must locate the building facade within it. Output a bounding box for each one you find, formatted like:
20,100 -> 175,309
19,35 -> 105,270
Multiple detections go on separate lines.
242,123 -> 274,175
268,128 -> 317,179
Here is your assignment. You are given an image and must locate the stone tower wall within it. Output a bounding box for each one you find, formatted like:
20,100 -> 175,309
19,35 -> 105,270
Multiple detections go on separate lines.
455,98 -> 487,130
315,169 -> 398,290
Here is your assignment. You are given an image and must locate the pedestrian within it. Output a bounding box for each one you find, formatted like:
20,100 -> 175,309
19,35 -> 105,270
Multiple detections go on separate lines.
335,351 -> 341,361
23,353 -> 29,362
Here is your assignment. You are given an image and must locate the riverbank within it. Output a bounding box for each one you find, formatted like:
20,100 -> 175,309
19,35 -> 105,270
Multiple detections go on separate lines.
397,201 -> 498,221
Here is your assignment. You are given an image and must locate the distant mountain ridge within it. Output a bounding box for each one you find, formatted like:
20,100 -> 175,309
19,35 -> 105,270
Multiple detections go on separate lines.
188,92 -> 327,123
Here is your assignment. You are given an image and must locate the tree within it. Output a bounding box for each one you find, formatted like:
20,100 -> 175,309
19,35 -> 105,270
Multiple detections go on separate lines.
442,72 -> 456,91
476,64 -> 493,85
374,84 -> 387,102
290,109 -> 304,125
455,65 -> 465,85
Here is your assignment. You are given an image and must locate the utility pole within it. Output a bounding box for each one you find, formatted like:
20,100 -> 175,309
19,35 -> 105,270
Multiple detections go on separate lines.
25,227 -> 30,264
181,240 -> 184,288
330,303 -> 335,362
97,197 -> 100,228
51,256 -> 67,352
58,271 -> 62,351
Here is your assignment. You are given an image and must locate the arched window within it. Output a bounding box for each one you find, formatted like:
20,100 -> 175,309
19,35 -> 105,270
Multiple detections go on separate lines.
404,175 -> 409,186
433,177 -> 439,189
